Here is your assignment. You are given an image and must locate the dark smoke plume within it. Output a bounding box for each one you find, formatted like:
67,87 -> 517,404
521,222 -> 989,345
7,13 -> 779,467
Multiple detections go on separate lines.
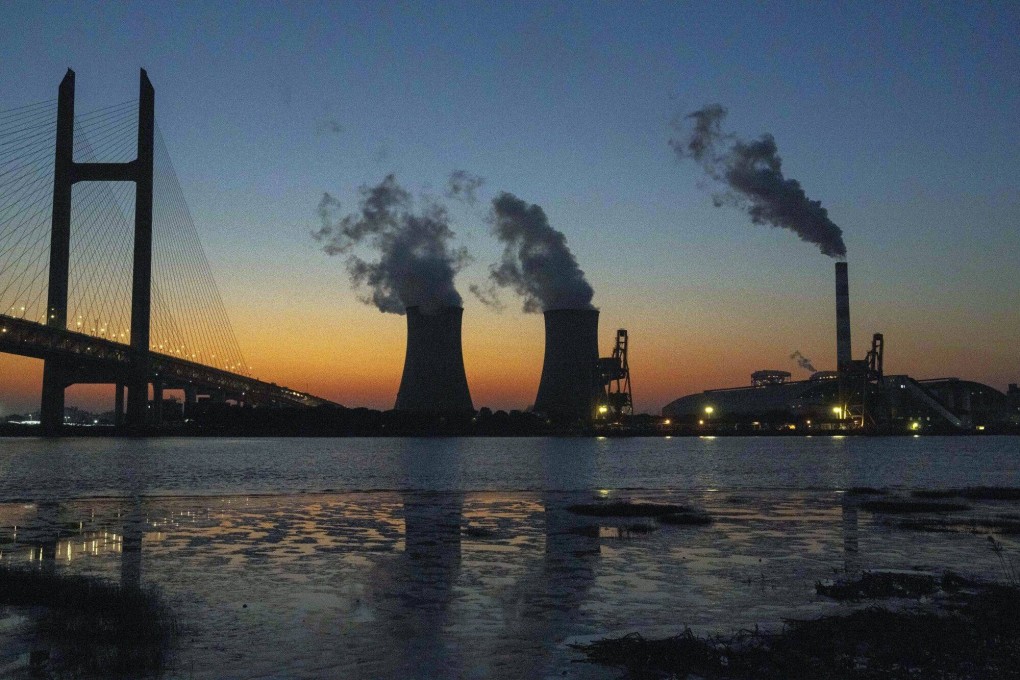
468,282 -> 505,312
313,175 -> 468,314
483,192 -> 594,313
670,105 -> 847,259
789,350 -> 816,373
445,170 -> 485,205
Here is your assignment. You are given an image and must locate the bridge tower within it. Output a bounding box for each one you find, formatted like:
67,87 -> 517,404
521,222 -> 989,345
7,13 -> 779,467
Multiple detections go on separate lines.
40,69 -> 155,433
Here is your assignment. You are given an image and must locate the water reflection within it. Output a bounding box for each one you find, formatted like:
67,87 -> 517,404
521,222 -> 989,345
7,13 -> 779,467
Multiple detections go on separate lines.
120,499 -> 144,590
37,501 -> 59,572
491,440 -> 602,677
342,440 -> 467,679
841,493 -> 861,576
2,479 -> 1017,677
396,491 -> 463,678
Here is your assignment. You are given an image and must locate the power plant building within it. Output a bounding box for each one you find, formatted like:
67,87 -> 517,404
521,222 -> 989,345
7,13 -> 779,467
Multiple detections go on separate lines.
534,309 -> 600,422
394,306 -> 474,413
662,373 -> 1012,431
662,263 -> 1014,432
662,372 -> 841,426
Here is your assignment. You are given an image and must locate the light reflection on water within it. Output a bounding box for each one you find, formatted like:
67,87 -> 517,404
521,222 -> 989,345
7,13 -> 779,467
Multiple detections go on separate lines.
0,436 -> 1018,678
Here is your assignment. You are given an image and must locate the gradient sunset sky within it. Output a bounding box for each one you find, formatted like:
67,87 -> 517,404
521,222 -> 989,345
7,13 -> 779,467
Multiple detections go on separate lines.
1,1 -> 1017,416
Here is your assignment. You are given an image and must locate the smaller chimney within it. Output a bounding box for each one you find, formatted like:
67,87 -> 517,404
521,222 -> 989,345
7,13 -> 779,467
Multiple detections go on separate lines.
835,262 -> 851,370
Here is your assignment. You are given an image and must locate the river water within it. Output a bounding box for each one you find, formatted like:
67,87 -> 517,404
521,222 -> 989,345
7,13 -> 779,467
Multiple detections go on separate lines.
1,436 -> 1019,678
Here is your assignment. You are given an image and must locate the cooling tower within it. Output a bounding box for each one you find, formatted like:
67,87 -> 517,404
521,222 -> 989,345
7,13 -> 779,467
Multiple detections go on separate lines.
534,309 -> 600,421
835,262 -> 852,370
395,306 -> 474,413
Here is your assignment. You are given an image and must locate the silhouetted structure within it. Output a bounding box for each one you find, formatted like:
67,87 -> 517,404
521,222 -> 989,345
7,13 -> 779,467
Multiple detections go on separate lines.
596,328 -> 633,418
41,69 -> 154,432
0,69 -> 336,434
394,306 -> 473,413
534,309 -> 600,422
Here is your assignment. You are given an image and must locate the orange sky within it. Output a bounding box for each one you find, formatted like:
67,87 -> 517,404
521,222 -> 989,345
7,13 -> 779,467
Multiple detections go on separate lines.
3,259 -> 1017,417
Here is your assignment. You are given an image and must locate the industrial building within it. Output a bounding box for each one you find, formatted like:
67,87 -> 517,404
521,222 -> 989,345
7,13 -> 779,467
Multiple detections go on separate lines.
394,306 -> 473,414
534,309 -> 601,422
663,263 -> 1015,433
530,309 -> 634,424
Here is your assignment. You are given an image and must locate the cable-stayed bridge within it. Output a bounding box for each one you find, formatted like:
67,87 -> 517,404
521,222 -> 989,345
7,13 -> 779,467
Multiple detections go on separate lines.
1,69 -> 336,432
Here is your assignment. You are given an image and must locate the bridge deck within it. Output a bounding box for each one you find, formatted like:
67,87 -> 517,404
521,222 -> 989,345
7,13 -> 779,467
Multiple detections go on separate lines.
1,314 -> 336,409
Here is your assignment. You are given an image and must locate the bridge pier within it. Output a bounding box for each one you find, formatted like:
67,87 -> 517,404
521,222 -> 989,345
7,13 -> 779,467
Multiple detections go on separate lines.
40,362 -> 67,435
39,69 -> 155,432
39,70 -> 75,435
151,380 -> 163,424
183,385 -> 197,418
126,70 -> 155,427
114,383 -> 125,426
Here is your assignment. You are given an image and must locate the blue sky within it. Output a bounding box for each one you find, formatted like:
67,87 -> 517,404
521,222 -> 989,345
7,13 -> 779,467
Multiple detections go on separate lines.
1,1 -> 1018,413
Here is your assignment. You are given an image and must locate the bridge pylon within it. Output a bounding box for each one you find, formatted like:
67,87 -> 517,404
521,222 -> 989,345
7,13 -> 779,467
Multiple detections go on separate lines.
40,69 -> 155,433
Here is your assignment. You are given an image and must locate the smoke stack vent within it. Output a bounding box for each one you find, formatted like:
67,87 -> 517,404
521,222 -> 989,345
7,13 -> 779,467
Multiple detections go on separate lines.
534,309 -> 600,421
835,262 -> 852,370
395,306 -> 473,413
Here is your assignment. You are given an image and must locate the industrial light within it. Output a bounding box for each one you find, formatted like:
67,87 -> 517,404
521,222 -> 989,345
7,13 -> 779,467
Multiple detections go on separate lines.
704,406 -> 714,414
597,405 -> 608,415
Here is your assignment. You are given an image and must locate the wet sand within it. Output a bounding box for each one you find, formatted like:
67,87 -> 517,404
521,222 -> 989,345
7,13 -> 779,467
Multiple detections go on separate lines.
2,488 -> 1018,678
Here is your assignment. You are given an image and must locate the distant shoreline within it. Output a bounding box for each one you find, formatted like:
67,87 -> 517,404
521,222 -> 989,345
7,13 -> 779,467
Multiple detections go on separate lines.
2,423 -> 1017,439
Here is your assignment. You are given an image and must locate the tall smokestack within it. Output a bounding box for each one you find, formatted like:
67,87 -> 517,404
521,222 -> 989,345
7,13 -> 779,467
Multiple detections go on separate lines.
395,306 -> 473,413
835,262 -> 851,370
534,309 -> 599,422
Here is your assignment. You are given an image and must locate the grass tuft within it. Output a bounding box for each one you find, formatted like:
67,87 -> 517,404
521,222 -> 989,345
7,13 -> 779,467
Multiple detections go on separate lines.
816,571 -> 937,600
573,581 -> 1020,679
0,565 -> 176,676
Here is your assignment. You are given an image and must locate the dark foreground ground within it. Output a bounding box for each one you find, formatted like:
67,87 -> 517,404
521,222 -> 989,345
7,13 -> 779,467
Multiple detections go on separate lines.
5,565 -> 1018,679
573,570 -> 1020,679
0,567 -> 175,678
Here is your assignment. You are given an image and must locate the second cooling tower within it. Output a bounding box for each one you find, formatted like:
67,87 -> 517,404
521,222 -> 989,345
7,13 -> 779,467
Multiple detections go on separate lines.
395,306 -> 474,413
534,309 -> 600,421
